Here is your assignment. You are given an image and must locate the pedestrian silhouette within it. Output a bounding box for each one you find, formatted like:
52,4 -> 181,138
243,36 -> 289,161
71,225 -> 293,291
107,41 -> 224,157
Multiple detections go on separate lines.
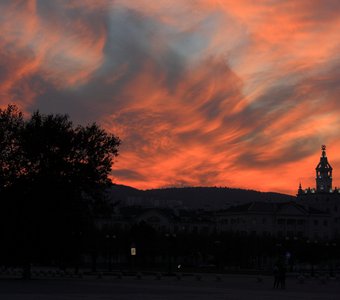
273,262 -> 280,289
278,262 -> 286,289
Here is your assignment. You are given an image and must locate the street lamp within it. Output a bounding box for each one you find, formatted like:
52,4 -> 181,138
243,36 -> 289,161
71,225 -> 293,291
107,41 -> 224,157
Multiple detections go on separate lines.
105,233 -> 116,272
71,231 -> 83,274
214,240 -> 222,271
130,242 -> 137,273
165,233 -> 176,274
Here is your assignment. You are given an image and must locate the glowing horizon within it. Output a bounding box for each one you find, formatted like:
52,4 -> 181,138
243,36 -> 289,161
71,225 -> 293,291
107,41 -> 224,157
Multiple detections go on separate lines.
1,1 -> 340,196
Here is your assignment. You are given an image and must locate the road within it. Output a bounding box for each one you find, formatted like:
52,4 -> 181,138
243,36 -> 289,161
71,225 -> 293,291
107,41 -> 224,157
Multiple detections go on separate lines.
0,274 -> 339,300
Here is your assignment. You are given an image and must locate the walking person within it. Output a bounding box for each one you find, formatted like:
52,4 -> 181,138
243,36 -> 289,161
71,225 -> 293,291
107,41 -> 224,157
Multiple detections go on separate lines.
273,262 -> 280,289
278,263 -> 286,289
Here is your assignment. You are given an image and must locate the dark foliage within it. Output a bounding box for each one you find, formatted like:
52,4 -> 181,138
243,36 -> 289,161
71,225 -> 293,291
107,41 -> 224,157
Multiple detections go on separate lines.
0,105 -> 120,269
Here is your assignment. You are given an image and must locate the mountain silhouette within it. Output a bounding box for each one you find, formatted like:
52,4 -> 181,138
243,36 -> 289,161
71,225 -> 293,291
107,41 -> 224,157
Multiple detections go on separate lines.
109,185 -> 295,210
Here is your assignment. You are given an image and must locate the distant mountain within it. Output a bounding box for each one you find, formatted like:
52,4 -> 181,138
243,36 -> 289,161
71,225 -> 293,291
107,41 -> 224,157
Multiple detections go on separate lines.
107,184 -> 142,201
109,184 -> 295,210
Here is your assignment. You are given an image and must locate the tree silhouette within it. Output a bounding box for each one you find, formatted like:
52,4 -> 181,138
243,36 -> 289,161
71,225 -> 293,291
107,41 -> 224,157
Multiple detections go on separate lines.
0,105 -> 25,189
0,105 -> 120,274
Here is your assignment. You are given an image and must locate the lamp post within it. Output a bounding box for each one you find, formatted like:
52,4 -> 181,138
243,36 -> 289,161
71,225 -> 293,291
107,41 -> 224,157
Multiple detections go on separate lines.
105,233 -> 116,272
130,242 -> 137,273
165,233 -> 176,274
214,240 -> 222,271
72,231 -> 83,274
309,239 -> 319,277
326,241 -> 337,277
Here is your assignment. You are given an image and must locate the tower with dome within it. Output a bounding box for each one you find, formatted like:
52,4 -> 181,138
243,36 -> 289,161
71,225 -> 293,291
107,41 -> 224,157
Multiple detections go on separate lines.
297,145 -> 340,238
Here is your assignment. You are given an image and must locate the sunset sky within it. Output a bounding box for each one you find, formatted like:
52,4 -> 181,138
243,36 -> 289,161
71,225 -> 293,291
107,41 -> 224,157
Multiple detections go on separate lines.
1,0 -> 339,195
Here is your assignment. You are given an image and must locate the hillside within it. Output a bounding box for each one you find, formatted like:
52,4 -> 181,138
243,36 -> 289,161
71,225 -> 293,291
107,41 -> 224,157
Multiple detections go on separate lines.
109,185 -> 295,210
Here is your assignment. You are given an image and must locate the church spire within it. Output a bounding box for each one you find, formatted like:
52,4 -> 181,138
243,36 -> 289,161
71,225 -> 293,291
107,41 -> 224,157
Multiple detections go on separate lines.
315,145 -> 332,192
297,182 -> 303,195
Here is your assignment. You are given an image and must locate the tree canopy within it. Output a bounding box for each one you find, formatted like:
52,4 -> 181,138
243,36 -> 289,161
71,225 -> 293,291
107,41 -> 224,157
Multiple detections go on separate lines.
0,104 -> 120,267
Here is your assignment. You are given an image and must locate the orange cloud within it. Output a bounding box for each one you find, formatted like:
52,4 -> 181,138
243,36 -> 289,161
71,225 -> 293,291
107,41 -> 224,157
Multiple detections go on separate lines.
0,0 -> 107,109
1,0 -> 339,195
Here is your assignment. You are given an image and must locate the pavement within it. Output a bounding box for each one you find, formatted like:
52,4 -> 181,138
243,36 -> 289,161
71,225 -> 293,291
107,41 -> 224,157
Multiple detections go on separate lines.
0,274 -> 339,300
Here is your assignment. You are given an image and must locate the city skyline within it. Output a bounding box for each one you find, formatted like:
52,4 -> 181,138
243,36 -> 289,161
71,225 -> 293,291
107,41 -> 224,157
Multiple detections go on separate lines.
1,1 -> 340,195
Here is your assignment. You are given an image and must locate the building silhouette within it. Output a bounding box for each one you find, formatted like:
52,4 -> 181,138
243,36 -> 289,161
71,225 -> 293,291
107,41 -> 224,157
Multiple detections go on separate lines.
100,146 -> 339,240
297,145 -> 340,238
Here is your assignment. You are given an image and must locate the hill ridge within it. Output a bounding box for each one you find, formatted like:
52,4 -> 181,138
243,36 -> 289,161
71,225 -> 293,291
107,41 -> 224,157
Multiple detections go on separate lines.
109,184 -> 295,210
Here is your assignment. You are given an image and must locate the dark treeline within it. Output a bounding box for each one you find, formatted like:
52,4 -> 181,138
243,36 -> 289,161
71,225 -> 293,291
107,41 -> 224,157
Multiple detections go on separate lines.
95,222 -> 340,274
0,105 -> 120,277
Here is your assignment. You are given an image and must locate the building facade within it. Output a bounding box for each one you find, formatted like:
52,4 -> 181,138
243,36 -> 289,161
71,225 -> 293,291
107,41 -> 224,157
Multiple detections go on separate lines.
297,145 -> 340,238
99,146 -> 338,240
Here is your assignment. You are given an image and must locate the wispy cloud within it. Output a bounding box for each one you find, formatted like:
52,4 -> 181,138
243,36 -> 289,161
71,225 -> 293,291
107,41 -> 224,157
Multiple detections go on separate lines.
0,0 -> 339,194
